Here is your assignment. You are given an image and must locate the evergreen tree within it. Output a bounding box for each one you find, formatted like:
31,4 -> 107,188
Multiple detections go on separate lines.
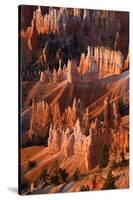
72,168 -> 80,181
50,174 -> 59,185
39,169 -> 49,185
103,170 -> 116,190
118,97 -> 123,115
120,151 -> 125,163
28,160 -> 36,169
58,168 -> 68,182
80,185 -> 90,191
20,173 -> 29,193
111,160 -> 117,169
99,144 -> 109,168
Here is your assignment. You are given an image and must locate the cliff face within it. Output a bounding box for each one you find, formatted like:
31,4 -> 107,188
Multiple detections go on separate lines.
20,6 -> 129,194
20,6 -> 129,80
78,46 -> 124,79
21,69 -> 129,135
29,96 -> 128,172
29,101 -> 51,144
22,45 -> 125,83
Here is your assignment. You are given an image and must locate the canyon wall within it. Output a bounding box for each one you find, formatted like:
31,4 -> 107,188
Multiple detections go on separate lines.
29,97 -> 129,172
38,45 -> 125,84
20,6 -> 129,81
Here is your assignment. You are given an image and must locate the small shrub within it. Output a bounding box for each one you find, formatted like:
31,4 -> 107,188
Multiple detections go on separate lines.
50,174 -> 59,185
72,168 -> 80,181
111,160 -> 117,169
39,169 -> 49,185
120,151 -> 125,163
28,160 -> 36,169
20,174 -> 30,193
117,152 -> 129,167
58,168 -> 68,182
103,170 -> 116,190
80,185 -> 90,191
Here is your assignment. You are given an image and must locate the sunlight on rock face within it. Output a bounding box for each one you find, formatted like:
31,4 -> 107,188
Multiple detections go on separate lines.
20,5 -> 129,194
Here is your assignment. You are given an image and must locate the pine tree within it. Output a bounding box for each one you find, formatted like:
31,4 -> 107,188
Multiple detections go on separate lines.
28,160 -> 36,169
99,144 -> 109,168
50,174 -> 59,185
39,169 -> 49,185
80,185 -> 90,191
103,170 -> 116,189
118,97 -> 123,115
58,168 -> 68,182
72,168 -> 80,181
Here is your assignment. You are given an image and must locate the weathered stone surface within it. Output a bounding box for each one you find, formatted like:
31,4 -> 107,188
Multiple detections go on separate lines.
124,50 -> 129,70
29,100 -> 51,141
28,94 -> 128,174
64,131 -> 75,157
67,60 -> 81,83
21,7 -> 129,83
48,125 -> 62,153
112,102 -> 121,128
20,6 -> 129,82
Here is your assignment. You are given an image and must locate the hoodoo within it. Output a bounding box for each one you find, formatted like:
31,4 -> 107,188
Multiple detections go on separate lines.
20,6 -> 129,194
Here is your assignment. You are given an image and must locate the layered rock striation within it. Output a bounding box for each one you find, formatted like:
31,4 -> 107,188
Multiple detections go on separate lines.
20,6 -> 129,81
38,45 -> 125,84
29,96 -> 128,172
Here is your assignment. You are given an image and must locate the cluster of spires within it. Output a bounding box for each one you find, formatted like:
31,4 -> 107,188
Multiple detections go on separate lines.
21,6 -> 129,82
29,6 -> 122,36
21,42 -> 129,82
25,6 -> 127,51
29,95 -> 127,171
39,45 -> 128,83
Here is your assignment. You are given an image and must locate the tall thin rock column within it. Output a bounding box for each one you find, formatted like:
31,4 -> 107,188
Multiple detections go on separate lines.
103,97 -> 110,127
